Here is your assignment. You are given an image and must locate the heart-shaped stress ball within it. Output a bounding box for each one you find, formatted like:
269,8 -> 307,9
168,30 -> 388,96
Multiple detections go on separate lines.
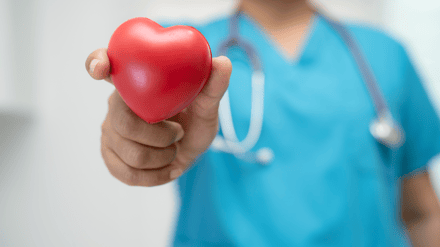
107,17 -> 212,123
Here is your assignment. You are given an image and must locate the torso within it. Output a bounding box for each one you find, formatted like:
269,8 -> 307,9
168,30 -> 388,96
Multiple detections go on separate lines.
172,13 -> 412,247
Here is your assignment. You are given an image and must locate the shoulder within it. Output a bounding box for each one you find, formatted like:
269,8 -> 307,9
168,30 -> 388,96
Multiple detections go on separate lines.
344,22 -> 410,67
348,24 -> 401,48
339,22 -> 413,88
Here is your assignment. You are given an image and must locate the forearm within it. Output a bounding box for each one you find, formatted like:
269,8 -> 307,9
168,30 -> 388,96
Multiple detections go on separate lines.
404,214 -> 440,246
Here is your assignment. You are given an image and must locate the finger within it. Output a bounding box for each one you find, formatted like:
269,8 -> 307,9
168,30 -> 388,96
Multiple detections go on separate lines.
166,108 -> 188,123
101,143 -> 180,187
85,48 -> 112,82
108,91 -> 184,147
105,125 -> 177,169
190,56 -> 232,121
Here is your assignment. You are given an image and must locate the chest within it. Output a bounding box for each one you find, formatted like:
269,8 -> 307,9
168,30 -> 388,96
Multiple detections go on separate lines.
227,47 -> 375,142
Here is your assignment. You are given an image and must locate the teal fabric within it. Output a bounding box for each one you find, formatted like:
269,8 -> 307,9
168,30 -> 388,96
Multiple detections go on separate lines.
169,13 -> 440,246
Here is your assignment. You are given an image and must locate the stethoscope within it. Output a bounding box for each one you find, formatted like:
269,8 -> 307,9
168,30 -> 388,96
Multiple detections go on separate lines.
210,10 -> 406,165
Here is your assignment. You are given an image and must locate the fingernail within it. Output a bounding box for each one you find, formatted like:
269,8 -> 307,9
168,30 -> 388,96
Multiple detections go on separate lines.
170,169 -> 183,180
89,59 -> 100,74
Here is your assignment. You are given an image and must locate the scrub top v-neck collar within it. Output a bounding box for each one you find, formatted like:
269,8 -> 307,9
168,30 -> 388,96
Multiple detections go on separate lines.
236,12 -> 325,67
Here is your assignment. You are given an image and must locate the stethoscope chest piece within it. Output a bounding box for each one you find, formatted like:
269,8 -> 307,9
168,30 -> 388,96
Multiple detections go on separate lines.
369,111 -> 405,149
256,147 -> 275,165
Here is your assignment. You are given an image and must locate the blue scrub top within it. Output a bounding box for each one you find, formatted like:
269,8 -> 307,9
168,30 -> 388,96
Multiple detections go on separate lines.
167,13 -> 440,246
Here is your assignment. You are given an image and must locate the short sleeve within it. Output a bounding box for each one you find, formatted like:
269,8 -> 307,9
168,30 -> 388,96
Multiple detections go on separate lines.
400,47 -> 440,177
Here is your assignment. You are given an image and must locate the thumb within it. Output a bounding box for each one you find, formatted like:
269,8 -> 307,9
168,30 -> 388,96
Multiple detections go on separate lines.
190,56 -> 232,120
170,56 -> 231,167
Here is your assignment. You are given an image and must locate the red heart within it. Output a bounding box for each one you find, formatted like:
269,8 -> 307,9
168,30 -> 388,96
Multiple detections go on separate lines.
107,17 -> 212,123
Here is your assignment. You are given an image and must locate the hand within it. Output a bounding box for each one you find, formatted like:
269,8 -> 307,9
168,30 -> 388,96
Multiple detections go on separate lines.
85,48 -> 232,186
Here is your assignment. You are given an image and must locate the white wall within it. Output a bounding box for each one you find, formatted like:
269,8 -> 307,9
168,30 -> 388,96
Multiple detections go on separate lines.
1,0 -> 439,246
0,0 -> 13,106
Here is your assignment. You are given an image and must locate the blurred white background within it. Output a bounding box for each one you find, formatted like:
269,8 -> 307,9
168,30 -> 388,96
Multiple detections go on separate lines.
1,0 -> 439,246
